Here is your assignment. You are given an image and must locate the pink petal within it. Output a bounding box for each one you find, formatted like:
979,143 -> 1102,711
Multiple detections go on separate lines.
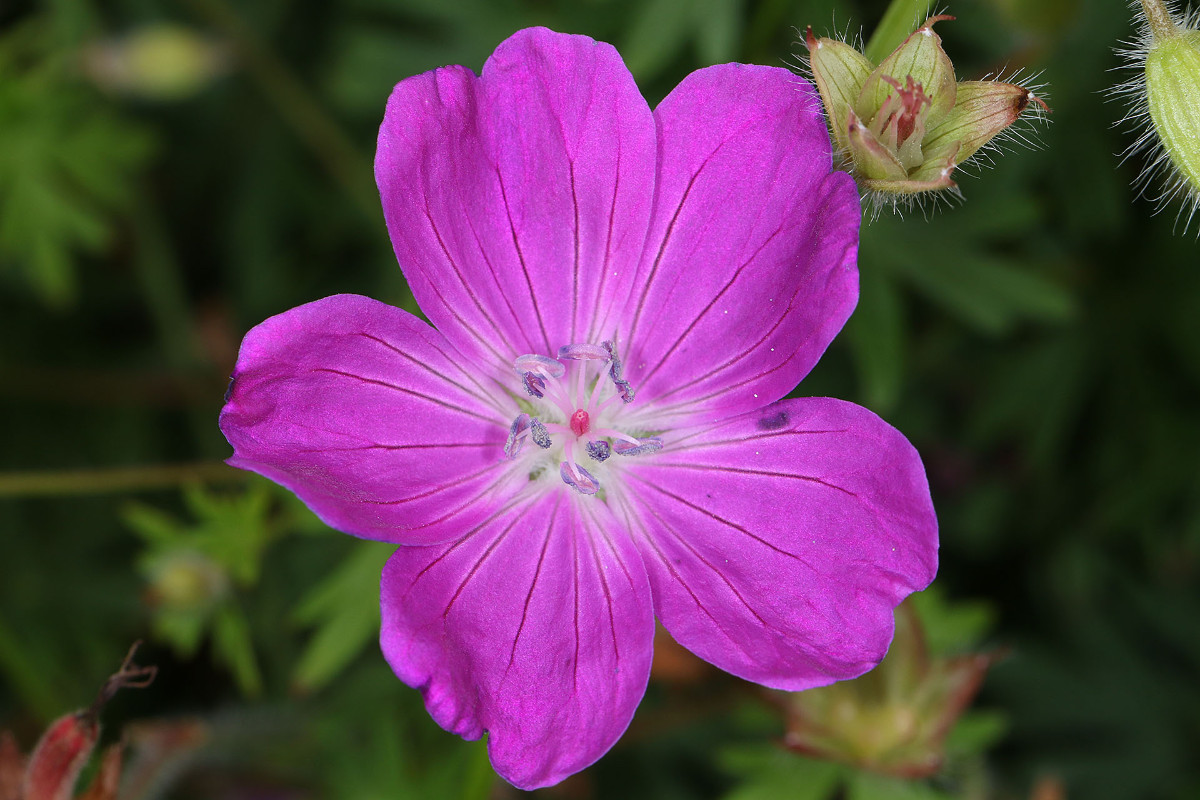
622,398 -> 937,690
380,492 -> 653,789
621,67 -> 860,422
375,27 -> 656,367
220,294 -> 511,544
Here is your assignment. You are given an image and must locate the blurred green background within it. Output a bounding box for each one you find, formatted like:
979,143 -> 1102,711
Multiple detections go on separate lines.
1,0 -> 1198,797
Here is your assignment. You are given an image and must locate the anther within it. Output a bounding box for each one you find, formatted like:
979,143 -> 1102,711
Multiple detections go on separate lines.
603,340 -> 635,403
514,353 -> 565,378
612,376 -> 634,403
558,343 -> 610,361
530,418 -> 552,449
560,462 -> 600,495
613,436 -> 663,456
522,372 -> 546,398
504,414 -> 531,459
585,440 -> 611,462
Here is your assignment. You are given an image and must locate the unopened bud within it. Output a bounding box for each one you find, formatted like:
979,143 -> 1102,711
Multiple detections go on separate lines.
81,24 -> 230,101
22,713 -> 99,800
776,601 -> 997,778
146,550 -> 229,612
18,644 -> 155,800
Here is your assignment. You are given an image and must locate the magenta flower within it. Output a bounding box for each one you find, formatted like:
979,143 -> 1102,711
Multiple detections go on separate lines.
219,27 -> 937,789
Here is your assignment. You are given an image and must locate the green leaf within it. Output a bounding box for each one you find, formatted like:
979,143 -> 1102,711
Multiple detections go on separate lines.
621,0 -> 694,81
0,20 -> 153,305
846,773 -> 956,800
719,746 -> 842,800
943,710 -> 1010,757
695,0 -> 744,65
846,265 -> 906,413
212,603 -> 263,697
908,585 -> 996,656
864,0 -> 934,63
291,542 -> 393,693
890,251 -> 1075,335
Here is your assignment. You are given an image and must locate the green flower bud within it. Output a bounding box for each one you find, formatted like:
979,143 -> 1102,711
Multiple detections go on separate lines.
1117,0 -> 1200,231
775,602 -> 996,778
804,15 -> 1048,211
81,24 -> 230,101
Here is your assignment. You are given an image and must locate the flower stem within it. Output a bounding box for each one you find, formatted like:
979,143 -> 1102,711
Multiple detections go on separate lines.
0,461 -> 244,497
184,0 -> 379,223
864,0 -> 933,63
1140,0 -> 1180,40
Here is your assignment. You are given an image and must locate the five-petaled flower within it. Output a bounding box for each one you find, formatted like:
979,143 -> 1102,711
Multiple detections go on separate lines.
219,27 -> 938,790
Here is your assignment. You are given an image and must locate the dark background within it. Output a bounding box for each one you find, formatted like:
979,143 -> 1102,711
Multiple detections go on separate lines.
2,0 -> 1197,797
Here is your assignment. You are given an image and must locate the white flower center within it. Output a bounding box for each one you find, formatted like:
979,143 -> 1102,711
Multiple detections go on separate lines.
503,341 -> 661,496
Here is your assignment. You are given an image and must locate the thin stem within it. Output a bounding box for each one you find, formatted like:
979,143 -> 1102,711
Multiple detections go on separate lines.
0,461 -> 245,497
1141,0 -> 1180,40
185,0 -> 379,222
864,0 -> 933,63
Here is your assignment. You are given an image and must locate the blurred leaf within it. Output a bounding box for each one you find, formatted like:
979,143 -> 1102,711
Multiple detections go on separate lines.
695,0 -> 744,65
719,746 -> 841,800
847,264 -> 907,412
212,603 -> 262,697
890,251 -> 1074,335
124,483 -> 281,694
0,20 -> 154,306
291,541 -> 392,693
846,773 -> 955,800
908,585 -> 995,656
943,710 -> 1008,758
621,0 -> 695,80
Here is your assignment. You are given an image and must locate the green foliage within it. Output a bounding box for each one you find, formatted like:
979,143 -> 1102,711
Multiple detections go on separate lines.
0,19 -> 154,306
290,541 -> 393,693
125,483 -> 280,695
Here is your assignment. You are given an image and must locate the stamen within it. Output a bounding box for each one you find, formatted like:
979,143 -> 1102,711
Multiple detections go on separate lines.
558,343 -> 610,361
570,409 -> 590,437
514,354 -> 565,378
504,413 -> 531,459
585,440 -> 611,462
602,340 -> 635,403
613,436 -> 663,456
530,418 -> 552,449
522,372 -> 546,398
560,461 -> 600,495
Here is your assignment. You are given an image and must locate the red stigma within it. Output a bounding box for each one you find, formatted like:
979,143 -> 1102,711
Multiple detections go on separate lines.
570,409 -> 590,437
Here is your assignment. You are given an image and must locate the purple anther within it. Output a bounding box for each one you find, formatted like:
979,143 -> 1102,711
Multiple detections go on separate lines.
560,462 -> 600,495
504,414 -> 531,459
530,418 -> 552,449
514,353 -> 565,379
601,340 -> 634,402
522,371 -> 546,398
557,343 -> 610,361
613,436 -> 662,456
585,440 -> 611,462
603,340 -> 624,379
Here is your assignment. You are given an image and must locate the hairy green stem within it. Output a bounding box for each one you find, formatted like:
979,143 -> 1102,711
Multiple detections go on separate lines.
1140,0 -> 1180,39
865,0 -> 933,63
0,462 -> 244,497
